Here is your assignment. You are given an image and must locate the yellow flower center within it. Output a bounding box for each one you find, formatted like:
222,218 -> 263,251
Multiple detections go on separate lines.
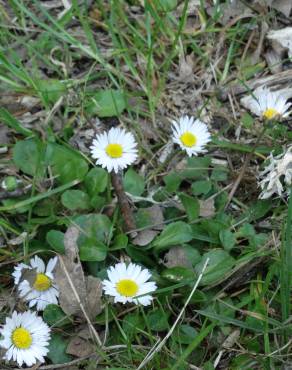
263,108 -> 279,120
180,132 -> 197,147
33,273 -> 51,291
11,327 -> 32,349
116,279 -> 138,297
105,143 -> 123,158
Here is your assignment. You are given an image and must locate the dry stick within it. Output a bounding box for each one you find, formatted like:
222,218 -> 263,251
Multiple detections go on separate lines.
58,256 -> 102,347
137,258 -> 210,370
111,171 -> 137,238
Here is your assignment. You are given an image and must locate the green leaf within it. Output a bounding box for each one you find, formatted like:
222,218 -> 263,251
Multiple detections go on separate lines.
148,309 -> 169,331
237,223 -> 255,238
164,172 -> 182,192
75,213 -> 111,242
241,112 -> 254,128
123,168 -> 144,196
75,214 -> 111,261
79,240 -> 108,261
43,304 -> 71,327
111,234 -> 128,250
162,266 -> 194,283
195,249 -> 235,286
34,78 -> 67,105
46,230 -> 65,254
179,193 -> 199,222
191,180 -> 212,195
122,313 -> 145,339
46,142 -> 88,184
153,221 -> 193,252
244,200 -> 272,222
84,167 -> 108,196
175,324 -> 198,344
157,0 -> 177,11
86,89 -> 126,117
219,229 -> 236,251
211,166 -> 228,181
182,157 -> 211,179
13,138 -> 45,177
0,108 -> 34,137
126,244 -> 156,266
61,190 -> 90,210
47,333 -> 72,364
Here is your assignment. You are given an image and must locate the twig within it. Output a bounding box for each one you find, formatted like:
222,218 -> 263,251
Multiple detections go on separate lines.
137,258 -> 210,370
111,172 -> 137,238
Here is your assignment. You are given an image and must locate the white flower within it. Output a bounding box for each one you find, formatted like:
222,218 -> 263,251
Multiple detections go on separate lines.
103,262 -> 157,306
258,147 -> 292,199
13,256 -> 59,311
241,86 -> 292,120
171,115 -> 211,157
90,127 -> 138,173
0,311 -> 51,367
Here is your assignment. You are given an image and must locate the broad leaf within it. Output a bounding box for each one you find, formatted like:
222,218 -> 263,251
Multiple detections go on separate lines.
61,190 -> 90,210
46,142 -> 88,184
153,221 -> 193,252
86,89 -> 126,117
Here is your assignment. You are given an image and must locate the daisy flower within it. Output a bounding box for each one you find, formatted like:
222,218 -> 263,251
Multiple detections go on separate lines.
13,255 -> 59,311
90,127 -> 138,173
0,311 -> 51,367
241,86 -> 292,120
102,262 -> 157,306
171,115 -> 211,157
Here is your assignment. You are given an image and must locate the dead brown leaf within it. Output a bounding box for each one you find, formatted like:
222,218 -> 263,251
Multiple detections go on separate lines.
178,54 -> 195,82
199,198 -> 215,218
133,229 -> 159,246
55,226 -> 102,320
19,267 -> 37,287
164,246 -> 193,268
264,50 -> 282,74
86,276 -> 103,320
66,336 -> 95,358
133,205 -> 164,246
0,290 -> 15,311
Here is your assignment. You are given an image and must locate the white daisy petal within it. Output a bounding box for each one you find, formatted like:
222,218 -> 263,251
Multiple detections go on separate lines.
102,262 -> 157,306
241,86 -> 292,120
90,127 -> 138,173
46,256 -> 58,273
0,311 -> 50,367
12,255 -> 59,311
171,115 -> 211,157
